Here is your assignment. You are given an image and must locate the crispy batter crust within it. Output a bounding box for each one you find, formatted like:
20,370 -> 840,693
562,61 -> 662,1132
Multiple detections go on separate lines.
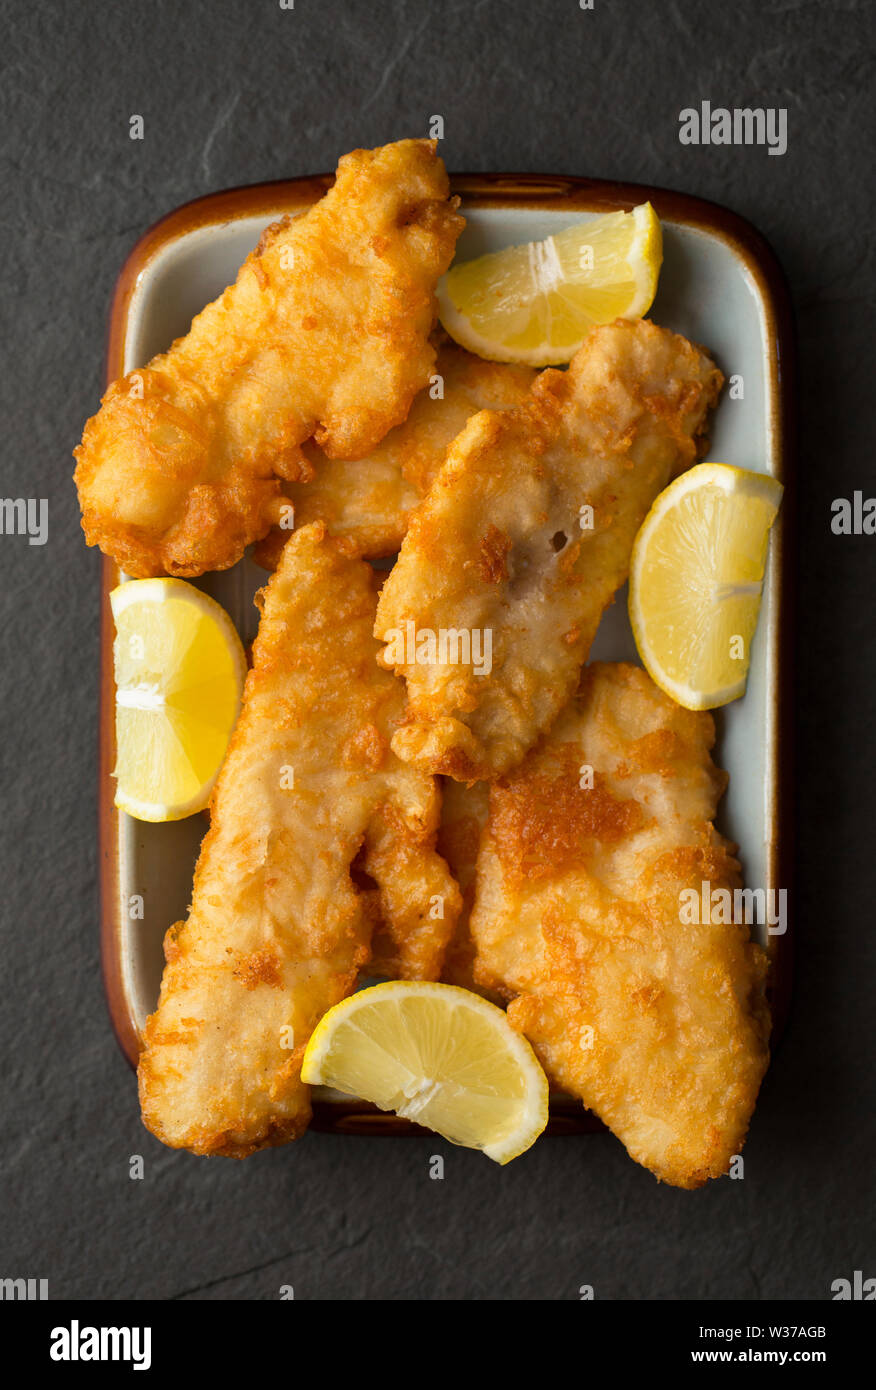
490,748 -> 645,886
375,319 -> 723,779
138,523 -> 460,1156
74,140 -> 464,577
253,341 -> 535,566
470,663 -> 770,1189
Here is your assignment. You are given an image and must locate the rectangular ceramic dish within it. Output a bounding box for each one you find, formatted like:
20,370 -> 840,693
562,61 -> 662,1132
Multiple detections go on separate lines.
97,171 -> 794,1135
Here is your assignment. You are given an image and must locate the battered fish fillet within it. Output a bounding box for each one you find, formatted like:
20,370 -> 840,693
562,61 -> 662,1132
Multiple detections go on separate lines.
138,523 -> 461,1156
375,318 -> 722,780
471,662 -> 771,1188
435,777 -> 490,992
253,341 -> 535,565
369,774 -> 494,992
74,139 -> 463,578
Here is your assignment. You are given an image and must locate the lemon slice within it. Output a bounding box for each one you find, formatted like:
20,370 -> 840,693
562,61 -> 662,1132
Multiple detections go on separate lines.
110,578 -> 246,821
302,981 -> 549,1164
437,203 -> 662,365
629,463 -> 783,710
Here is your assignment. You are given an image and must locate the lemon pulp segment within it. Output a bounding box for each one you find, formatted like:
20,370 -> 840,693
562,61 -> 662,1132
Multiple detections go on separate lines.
110,578 -> 246,820
629,464 -> 783,710
438,203 -> 662,365
302,981 -> 549,1164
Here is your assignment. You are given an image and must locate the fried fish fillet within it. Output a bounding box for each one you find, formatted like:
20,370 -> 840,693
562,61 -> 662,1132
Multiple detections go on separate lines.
138,523 -> 461,1156
470,662 -> 771,1188
368,771 -> 491,992
371,776 -> 506,999
434,777 -> 490,992
375,319 -> 722,780
75,139 -> 463,578
253,341 -> 535,565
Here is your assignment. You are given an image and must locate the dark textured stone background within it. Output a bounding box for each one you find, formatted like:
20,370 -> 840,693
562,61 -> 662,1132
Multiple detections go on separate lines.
1,0 -> 873,1301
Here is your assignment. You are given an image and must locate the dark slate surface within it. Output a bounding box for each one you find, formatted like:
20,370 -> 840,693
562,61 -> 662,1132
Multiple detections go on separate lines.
1,0 -> 873,1301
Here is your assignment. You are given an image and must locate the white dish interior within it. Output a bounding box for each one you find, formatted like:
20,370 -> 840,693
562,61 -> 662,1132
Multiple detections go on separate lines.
115,203 -> 782,1035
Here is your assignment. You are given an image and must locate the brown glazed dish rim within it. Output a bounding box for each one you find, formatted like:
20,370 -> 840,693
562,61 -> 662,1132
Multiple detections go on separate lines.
96,169 -> 795,1139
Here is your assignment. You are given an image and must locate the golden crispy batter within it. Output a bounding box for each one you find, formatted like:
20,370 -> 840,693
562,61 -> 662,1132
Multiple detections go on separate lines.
254,341 -> 535,565
434,777 -> 491,993
74,140 -> 464,577
375,319 -> 722,780
370,776 -> 506,999
138,523 -> 460,1156
471,662 -> 770,1188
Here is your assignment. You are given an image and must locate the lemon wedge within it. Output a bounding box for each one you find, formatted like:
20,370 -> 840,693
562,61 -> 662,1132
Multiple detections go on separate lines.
302,981 -> 549,1164
110,578 -> 246,821
629,463 -> 783,710
437,203 -> 662,365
